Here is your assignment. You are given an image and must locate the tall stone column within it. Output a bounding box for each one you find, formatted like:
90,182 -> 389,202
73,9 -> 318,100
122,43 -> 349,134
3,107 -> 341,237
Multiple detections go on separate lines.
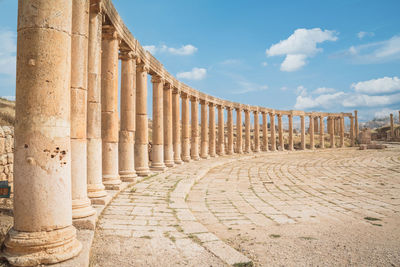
4,1 -> 82,264
191,96 -> 200,160
319,116 -> 325,149
329,117 -> 335,148
277,114 -> 284,151
151,75 -> 166,171
334,118 -> 339,135
244,109 -> 251,153
87,0 -> 107,202
254,111 -> 260,152
236,108 -> 243,153
70,0 -> 96,226
119,50 -> 137,182
309,115 -> 315,149
101,25 -> 121,189
181,93 -> 191,162
340,116 -> 345,147
135,61 -> 151,176
390,113 -> 394,139
300,115 -> 306,150
217,105 -> 225,155
270,113 -> 276,151
163,83 -> 174,167
350,116 -> 355,146
314,117 -> 319,133
227,107 -> 234,154
209,103 -> 217,157
262,112 -> 269,151
172,89 -> 183,164
200,100 -> 209,159
354,110 -> 359,142
288,114 -> 293,151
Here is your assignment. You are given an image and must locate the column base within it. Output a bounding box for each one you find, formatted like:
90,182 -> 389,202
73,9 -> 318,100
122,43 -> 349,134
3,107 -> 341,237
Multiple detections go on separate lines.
136,166 -> 151,177
150,163 -> 167,172
119,171 -> 137,182
164,160 -> 175,167
103,175 -> 122,190
72,198 -> 96,220
90,194 -> 112,205
182,156 -> 191,162
87,184 -> 107,199
174,158 -> 183,164
200,154 -> 210,159
73,214 -> 96,230
3,226 -> 82,267
191,156 -> 200,161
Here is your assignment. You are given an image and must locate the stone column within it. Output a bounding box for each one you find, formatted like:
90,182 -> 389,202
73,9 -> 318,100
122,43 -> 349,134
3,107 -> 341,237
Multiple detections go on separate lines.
191,96 -> 200,160
151,75 -> 166,171
244,109 -> 251,153
300,115 -> 306,150
390,113 -> 394,139
135,61 -> 151,176
340,116 -> 345,148
200,99 -> 209,159
118,50 -> 137,182
101,25 -> 121,189
236,108 -> 243,153
309,115 -> 315,149
314,117 -> 319,133
288,114 -> 293,151
350,116 -> 355,146
354,110 -> 359,142
277,114 -> 284,151
329,117 -> 335,148
253,111 -> 260,152
181,93 -> 191,162
262,112 -> 269,151
209,103 -> 217,157
217,105 -> 225,155
319,116 -> 325,149
70,0 -> 96,226
335,118 -> 339,135
270,113 -> 276,151
87,1 -> 107,202
4,1 -> 82,264
172,89 -> 183,164
163,83 -> 174,167
227,107 -> 234,154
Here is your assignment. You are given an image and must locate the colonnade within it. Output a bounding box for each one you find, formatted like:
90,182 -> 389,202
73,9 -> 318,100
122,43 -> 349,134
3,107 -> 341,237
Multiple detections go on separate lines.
3,0 -> 358,265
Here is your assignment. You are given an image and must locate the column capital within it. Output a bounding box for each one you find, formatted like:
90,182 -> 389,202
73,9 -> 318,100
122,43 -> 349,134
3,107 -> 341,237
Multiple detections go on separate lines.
200,99 -> 208,105
119,50 -> 137,61
136,62 -> 149,73
102,25 -> 120,41
253,110 -> 259,115
190,95 -> 199,102
90,0 -> 103,14
172,87 -> 181,94
217,104 -> 224,109
208,102 -> 216,107
225,105 -> 234,111
151,74 -> 164,84
163,82 -> 173,90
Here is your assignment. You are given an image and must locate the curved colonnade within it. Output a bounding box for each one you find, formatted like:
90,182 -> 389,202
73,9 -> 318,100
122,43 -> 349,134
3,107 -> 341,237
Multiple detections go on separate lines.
2,0 -> 358,265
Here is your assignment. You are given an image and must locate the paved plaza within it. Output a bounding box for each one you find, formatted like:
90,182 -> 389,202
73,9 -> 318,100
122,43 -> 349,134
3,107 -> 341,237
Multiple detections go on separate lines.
91,145 -> 400,266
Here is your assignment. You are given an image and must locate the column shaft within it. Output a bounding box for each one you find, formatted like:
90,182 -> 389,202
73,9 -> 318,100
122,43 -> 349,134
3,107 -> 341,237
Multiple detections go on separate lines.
101,26 -> 121,188
244,110 -> 251,153
181,94 -> 191,162
172,90 -> 182,164
119,51 -> 137,182
236,108 -> 243,153
218,105 -> 225,155
319,116 -> 325,149
350,116 -> 355,146
135,62 -> 150,176
4,1 -> 81,264
355,110 -> 359,142
163,84 -> 174,167
254,111 -> 260,152
200,100 -> 209,158
390,113 -> 394,139
309,116 -> 315,149
340,117 -> 345,147
270,113 -> 276,151
300,115 -> 306,150
262,112 -> 269,151
278,114 -> 284,151
314,117 -> 319,133
227,107 -> 234,154
209,104 -> 217,156
151,75 -> 166,171
329,117 -> 335,148
191,97 -> 200,160
87,1 -> 107,200
288,115 -> 293,150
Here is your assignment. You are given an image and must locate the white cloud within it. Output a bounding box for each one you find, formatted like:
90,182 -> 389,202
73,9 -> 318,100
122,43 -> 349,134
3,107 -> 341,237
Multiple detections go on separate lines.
261,62 -> 268,67
144,44 -> 198,56
294,92 -> 345,110
374,108 -> 398,119
312,87 -> 336,94
351,76 -> 400,95
0,30 -> 16,76
296,85 -> 307,96
266,28 -> 338,72
176,67 -> 206,80
344,35 -> 400,63
357,31 -> 374,39
342,93 -> 400,107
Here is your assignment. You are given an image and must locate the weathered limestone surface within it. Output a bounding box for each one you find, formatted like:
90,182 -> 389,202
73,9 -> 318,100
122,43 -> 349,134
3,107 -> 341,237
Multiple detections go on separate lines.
270,113 -> 276,151
209,104 -> 216,157
200,100 -> 209,159
181,93 -> 191,162
226,107 -> 234,155
190,97 -> 200,161
217,105 -> 225,156
0,126 -> 14,202
163,84 -> 174,167
254,111 -> 260,152
172,90 -> 182,164
262,112 -> 268,151
236,108 -> 243,153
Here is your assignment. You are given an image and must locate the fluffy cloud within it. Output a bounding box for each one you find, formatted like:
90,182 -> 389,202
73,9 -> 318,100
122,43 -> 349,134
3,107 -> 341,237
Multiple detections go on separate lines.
294,92 -> 345,110
0,30 -> 16,76
342,93 -> 400,107
176,67 -> 206,80
357,31 -> 374,39
266,28 -> 338,72
345,35 -> 400,63
143,44 -> 197,56
351,76 -> 400,95
374,108 -> 398,119
312,87 -> 336,94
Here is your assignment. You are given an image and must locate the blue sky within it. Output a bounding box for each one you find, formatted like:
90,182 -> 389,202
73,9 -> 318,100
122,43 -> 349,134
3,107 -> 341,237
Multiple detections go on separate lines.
1,0 -> 400,122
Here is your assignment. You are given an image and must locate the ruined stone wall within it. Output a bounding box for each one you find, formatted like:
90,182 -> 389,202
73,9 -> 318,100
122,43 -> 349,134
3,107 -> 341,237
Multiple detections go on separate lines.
0,126 -> 14,194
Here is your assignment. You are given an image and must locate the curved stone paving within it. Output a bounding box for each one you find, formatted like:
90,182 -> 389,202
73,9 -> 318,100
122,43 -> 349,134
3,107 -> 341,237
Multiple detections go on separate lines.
91,145 -> 400,266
